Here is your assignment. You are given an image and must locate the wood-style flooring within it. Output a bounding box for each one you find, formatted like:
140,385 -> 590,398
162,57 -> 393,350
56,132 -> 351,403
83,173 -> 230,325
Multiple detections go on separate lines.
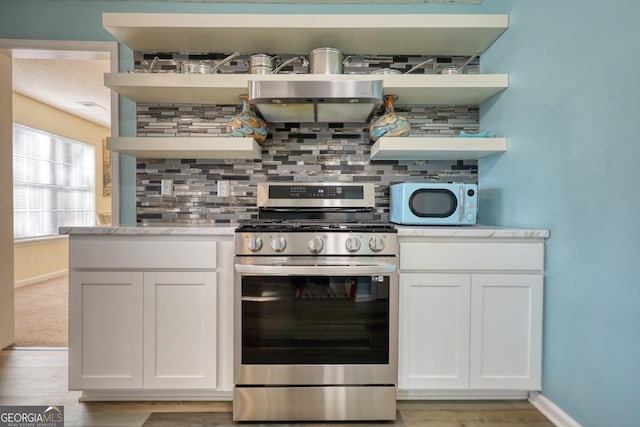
0,349 -> 554,427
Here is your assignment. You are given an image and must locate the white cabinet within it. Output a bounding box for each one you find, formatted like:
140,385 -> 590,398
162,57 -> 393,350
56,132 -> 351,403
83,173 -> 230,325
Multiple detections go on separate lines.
397,233 -> 546,396
143,272 -> 217,389
69,270 -> 219,391
469,274 -> 542,390
399,273 -> 470,389
67,232 -> 234,399
69,271 -> 143,389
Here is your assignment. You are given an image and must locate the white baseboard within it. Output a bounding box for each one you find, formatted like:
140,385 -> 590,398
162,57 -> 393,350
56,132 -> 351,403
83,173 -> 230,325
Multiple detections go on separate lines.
397,389 -> 529,400
14,269 -> 68,288
80,389 -> 233,401
529,391 -> 582,427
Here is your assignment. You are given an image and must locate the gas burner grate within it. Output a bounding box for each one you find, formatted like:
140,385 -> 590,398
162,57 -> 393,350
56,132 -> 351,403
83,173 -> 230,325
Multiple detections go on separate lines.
236,220 -> 396,233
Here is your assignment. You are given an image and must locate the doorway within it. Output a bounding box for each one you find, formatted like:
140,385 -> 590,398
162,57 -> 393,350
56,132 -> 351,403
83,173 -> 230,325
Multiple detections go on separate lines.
0,39 -> 118,348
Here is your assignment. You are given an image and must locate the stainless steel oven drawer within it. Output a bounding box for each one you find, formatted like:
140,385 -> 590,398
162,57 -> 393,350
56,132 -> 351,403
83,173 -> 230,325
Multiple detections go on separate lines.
233,385 -> 397,421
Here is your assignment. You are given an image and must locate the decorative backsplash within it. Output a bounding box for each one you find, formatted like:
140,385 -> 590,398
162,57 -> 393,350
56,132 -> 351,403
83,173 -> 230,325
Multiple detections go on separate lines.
135,53 -> 480,226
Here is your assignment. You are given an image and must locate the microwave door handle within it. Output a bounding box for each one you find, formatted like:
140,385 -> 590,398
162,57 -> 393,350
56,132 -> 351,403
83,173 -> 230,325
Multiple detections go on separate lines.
235,264 -> 397,276
459,185 -> 465,222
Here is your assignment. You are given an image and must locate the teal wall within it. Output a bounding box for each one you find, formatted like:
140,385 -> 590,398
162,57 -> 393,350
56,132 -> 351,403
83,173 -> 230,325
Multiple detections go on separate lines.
478,1 -> 640,426
3,1 -> 640,426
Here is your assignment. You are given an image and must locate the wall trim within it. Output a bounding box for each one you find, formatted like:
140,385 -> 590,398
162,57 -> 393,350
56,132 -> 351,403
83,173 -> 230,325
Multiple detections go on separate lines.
81,389 -> 232,402
529,391 -> 582,427
14,269 -> 68,288
397,389 -> 529,400
14,234 -> 68,248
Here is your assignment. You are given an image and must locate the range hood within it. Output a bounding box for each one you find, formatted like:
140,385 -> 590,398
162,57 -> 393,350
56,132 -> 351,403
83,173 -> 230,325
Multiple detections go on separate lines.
248,80 -> 383,123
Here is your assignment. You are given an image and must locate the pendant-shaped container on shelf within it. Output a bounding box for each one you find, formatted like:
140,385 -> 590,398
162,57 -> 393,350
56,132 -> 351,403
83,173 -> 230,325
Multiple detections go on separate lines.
226,95 -> 268,143
369,94 -> 410,142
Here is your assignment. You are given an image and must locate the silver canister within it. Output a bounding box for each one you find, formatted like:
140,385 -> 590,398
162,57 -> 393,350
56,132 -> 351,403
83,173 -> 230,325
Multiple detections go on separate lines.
309,47 -> 344,74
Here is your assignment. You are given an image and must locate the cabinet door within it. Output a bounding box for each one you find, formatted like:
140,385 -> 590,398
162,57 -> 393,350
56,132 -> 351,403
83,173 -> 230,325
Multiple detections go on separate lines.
69,271 -> 143,389
143,272 -> 217,389
470,274 -> 543,390
398,273 -> 471,389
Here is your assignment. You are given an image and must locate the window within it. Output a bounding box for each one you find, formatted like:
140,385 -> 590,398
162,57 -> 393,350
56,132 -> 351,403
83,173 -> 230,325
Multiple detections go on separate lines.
13,124 -> 95,239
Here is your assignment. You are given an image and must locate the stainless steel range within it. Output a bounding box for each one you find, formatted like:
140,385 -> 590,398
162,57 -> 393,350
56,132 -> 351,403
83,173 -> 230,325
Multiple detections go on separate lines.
233,182 -> 398,422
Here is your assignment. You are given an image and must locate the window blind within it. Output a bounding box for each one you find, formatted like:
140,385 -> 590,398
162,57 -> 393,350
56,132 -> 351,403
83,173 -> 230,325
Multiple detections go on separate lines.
13,124 -> 95,239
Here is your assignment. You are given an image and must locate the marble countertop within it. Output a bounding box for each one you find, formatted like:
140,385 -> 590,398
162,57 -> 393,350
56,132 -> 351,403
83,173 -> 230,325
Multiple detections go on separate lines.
395,225 -> 549,239
60,224 -> 548,239
59,225 -> 236,236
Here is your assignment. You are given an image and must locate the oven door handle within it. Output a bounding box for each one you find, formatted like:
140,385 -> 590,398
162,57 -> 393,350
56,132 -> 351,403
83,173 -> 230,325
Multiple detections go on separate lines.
235,264 -> 396,276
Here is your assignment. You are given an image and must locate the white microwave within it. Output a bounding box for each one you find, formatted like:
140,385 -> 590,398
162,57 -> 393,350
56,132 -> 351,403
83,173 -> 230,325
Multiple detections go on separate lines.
389,182 -> 478,225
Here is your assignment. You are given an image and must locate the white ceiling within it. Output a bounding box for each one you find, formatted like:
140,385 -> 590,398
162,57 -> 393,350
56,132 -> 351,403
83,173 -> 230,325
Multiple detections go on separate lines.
12,55 -> 111,129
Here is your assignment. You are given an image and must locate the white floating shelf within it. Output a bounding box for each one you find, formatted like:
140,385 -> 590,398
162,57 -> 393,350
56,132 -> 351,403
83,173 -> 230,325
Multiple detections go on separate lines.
105,73 -> 508,106
107,137 -> 262,159
370,137 -> 507,160
103,13 -> 508,55
380,73 -> 508,105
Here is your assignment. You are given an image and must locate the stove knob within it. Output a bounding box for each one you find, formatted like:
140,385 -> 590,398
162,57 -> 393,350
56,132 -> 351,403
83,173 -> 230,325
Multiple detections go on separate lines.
345,236 -> 362,253
368,235 -> 386,252
270,236 -> 287,252
247,236 -> 263,252
308,236 -> 324,254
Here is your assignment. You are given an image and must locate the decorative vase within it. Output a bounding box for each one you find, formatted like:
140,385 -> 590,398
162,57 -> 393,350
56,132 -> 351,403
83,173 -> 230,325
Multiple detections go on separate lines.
369,95 -> 410,142
226,95 -> 268,143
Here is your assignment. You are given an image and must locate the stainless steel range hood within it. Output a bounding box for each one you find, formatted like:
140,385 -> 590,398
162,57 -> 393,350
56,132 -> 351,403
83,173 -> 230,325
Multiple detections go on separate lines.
248,80 -> 383,123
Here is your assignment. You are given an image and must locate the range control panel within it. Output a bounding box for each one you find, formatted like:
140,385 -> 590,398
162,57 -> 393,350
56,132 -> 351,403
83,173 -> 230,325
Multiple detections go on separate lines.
269,184 -> 362,199
257,182 -> 375,208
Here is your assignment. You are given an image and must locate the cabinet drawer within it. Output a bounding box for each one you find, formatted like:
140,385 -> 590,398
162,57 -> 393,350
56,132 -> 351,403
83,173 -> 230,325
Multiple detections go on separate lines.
70,237 -> 217,270
400,242 -> 543,271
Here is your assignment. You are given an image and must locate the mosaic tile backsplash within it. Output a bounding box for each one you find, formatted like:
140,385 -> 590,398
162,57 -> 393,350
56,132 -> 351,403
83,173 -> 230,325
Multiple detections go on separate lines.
135,54 -> 481,226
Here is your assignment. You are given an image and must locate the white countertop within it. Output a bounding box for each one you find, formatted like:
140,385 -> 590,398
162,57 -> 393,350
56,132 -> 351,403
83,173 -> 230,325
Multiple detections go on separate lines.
395,225 -> 549,239
59,225 -> 236,236
60,224 -> 548,239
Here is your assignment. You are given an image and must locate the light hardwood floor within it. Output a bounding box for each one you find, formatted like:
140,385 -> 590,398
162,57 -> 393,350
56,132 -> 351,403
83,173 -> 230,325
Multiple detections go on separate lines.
0,348 -> 554,427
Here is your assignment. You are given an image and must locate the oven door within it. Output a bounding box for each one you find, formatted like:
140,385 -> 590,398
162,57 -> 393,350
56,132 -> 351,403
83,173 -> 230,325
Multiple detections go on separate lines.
234,256 -> 398,386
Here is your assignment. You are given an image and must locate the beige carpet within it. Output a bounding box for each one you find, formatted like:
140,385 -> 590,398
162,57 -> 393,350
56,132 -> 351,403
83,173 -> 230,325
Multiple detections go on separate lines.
13,275 -> 68,347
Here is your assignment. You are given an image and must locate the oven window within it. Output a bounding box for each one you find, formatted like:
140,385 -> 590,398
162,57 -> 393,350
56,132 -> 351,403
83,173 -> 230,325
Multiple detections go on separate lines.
241,275 -> 390,365
409,189 -> 457,218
